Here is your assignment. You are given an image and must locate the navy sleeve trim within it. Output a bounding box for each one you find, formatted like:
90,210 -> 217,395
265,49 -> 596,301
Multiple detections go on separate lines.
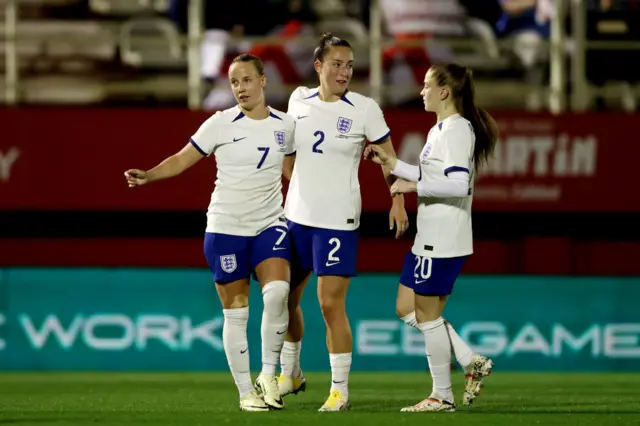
370,131 -> 391,145
444,166 -> 469,176
189,138 -> 207,156
285,151 -> 296,157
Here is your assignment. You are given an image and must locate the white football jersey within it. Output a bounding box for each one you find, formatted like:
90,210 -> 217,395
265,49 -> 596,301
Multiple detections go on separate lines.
285,87 -> 391,230
413,114 -> 475,258
190,105 -> 295,236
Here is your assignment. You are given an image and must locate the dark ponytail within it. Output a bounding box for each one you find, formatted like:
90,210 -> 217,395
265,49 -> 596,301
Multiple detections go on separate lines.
313,32 -> 352,63
431,63 -> 499,170
459,69 -> 498,168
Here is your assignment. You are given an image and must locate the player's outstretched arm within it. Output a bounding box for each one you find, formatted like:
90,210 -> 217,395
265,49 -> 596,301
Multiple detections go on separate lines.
124,142 -> 204,187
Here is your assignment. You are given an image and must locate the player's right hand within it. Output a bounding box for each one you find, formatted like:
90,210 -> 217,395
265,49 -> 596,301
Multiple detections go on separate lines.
364,144 -> 390,166
124,169 -> 148,187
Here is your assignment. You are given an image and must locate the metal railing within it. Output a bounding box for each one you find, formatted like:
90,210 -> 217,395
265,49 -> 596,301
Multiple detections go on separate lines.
2,0 -> 640,112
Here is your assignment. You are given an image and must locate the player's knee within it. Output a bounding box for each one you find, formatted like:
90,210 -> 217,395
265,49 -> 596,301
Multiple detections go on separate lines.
228,294 -> 249,309
262,280 -> 290,315
318,295 -> 345,321
395,300 -> 413,319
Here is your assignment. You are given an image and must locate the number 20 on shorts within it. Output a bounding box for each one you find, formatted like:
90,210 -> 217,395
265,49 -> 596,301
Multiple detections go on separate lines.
414,256 -> 432,281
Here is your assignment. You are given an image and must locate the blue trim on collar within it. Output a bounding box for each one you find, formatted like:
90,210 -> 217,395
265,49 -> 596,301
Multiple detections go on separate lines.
232,111 -> 245,122
269,111 -> 283,120
304,91 -> 354,106
340,94 -> 355,106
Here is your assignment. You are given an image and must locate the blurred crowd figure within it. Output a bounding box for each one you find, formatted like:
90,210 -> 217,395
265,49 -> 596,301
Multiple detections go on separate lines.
166,0 -> 640,111
169,0 -> 318,109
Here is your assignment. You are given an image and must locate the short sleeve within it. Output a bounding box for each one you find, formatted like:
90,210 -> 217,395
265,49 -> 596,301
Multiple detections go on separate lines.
285,119 -> 296,156
364,99 -> 391,144
189,112 -> 221,156
442,121 -> 474,176
286,87 -> 303,116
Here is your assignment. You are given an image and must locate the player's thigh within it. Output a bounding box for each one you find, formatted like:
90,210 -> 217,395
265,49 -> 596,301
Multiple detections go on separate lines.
414,293 -> 442,323
203,231 -> 253,286
396,251 -> 417,317
254,258 -> 290,290
286,220 -> 314,286
439,295 -> 449,312
312,227 -> 359,277
317,275 -> 350,309
215,278 -> 251,309
288,271 -> 311,308
252,224 -> 291,288
411,255 -> 468,320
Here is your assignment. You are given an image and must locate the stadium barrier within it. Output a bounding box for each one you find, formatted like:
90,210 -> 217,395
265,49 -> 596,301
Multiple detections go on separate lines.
1,267 -> 639,371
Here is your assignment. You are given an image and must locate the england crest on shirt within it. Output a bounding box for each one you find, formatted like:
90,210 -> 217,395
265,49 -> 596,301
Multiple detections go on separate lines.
337,117 -> 352,134
274,131 -> 286,148
220,254 -> 237,273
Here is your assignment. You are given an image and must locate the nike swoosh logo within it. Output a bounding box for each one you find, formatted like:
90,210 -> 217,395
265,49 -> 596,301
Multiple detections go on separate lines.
240,348 -> 248,354
325,261 -> 340,267
233,137 -> 247,142
297,115 -> 308,119
273,247 -> 286,251
415,280 -> 427,284
276,330 -> 286,335
332,380 -> 345,384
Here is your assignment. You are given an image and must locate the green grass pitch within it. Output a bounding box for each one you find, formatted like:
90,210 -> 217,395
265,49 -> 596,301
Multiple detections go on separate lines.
1,372 -> 639,425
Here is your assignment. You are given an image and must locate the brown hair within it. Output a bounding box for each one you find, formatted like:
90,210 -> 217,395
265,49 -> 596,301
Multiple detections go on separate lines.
231,53 -> 265,76
430,63 -> 499,169
313,32 -> 352,63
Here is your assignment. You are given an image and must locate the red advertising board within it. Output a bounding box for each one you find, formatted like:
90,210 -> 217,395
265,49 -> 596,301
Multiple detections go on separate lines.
0,108 -> 636,212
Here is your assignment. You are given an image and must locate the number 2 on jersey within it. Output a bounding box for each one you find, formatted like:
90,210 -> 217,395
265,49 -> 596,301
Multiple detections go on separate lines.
312,131 -> 324,154
257,147 -> 270,169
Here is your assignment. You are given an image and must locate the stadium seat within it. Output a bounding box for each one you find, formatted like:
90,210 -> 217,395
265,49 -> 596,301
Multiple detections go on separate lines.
0,20 -> 117,62
310,0 -> 346,19
429,18 -> 509,73
89,0 -> 154,16
119,18 -> 183,68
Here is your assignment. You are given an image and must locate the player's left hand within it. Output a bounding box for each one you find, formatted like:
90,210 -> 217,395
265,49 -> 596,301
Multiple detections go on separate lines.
390,179 -> 417,196
389,201 -> 409,239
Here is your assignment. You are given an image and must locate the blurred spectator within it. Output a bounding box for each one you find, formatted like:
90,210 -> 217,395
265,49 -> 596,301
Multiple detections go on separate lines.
496,0 -> 554,110
249,0 -> 318,91
586,0 -> 640,110
459,0 -> 502,28
380,0 -> 468,105
200,0 -> 318,110
168,0 -> 241,81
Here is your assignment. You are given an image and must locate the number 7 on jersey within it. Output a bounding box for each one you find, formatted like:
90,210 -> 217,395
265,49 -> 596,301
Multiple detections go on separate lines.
257,147 -> 270,169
